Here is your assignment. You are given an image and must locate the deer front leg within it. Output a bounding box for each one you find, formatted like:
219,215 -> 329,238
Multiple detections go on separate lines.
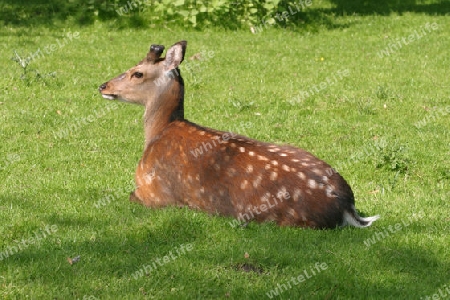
131,169 -> 171,208
129,191 -> 142,204
130,164 -> 158,206
129,186 -> 164,207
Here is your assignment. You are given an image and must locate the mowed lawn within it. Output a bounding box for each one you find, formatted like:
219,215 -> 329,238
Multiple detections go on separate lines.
1,7 -> 449,300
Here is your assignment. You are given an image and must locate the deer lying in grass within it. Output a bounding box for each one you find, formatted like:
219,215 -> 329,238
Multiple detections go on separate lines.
98,40 -> 379,229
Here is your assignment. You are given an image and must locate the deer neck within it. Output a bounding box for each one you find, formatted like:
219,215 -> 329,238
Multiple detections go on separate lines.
143,73 -> 184,147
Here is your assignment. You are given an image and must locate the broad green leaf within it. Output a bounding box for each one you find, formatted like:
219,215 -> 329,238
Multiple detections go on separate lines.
266,17 -> 276,25
178,10 -> 189,17
189,15 -> 196,25
173,0 -> 185,6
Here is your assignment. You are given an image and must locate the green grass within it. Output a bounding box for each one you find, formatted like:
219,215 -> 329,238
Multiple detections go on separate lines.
1,5 -> 449,300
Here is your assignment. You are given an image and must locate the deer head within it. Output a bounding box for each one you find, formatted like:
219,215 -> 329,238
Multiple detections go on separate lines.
98,41 -> 187,146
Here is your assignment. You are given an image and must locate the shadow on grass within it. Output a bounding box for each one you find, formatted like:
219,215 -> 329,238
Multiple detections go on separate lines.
0,0 -> 139,28
329,0 -> 450,16
1,201 -> 447,298
278,0 -> 449,32
1,0 -> 448,30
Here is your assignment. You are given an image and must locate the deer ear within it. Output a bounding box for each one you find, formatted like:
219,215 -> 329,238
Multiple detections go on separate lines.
147,44 -> 165,63
164,41 -> 187,71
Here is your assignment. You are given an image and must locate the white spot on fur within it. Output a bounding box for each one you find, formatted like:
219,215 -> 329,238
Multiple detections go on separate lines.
200,187 -> 205,193
246,164 -> 254,173
240,180 -> 249,190
308,179 -> 317,189
230,143 -> 237,148
291,159 -> 300,163
144,172 -> 155,184
282,164 -> 290,172
271,160 -> 279,166
326,186 -> 335,198
293,189 -> 302,202
199,131 -> 206,135
227,168 -> 236,177
253,174 -> 263,188
265,163 -> 271,170
279,153 -> 288,157
249,151 -> 255,156
257,155 -> 269,161
297,172 -> 306,180
270,171 -> 278,181
312,168 -> 323,175
239,147 -> 245,153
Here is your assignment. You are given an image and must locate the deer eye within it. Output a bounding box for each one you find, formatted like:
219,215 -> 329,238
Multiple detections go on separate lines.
131,72 -> 143,79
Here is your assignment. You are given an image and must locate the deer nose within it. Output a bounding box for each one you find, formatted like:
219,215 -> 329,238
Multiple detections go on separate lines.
98,83 -> 107,92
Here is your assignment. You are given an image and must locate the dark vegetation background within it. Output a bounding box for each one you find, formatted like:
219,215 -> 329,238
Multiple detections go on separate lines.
1,0 -> 448,30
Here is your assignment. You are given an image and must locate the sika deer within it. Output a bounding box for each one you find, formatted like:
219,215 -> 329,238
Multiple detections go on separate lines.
98,40 -> 379,229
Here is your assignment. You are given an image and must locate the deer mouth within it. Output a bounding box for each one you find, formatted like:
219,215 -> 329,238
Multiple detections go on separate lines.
101,94 -> 118,100
98,83 -> 118,100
